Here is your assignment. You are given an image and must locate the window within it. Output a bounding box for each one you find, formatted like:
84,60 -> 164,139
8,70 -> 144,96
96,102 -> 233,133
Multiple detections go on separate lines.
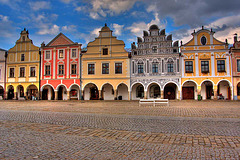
138,64 -> 143,74
21,54 -> 25,61
152,46 -> 157,53
167,64 -> 173,73
217,60 -> 225,72
185,61 -> 193,73
201,36 -> 207,45
103,48 -> 108,55
45,65 -> 50,75
136,85 -> 144,98
115,63 -> 122,74
72,49 -> 76,58
152,63 -> 158,73
201,61 -> 209,73
88,64 -> 95,74
45,51 -> 50,60
30,67 -> 36,77
237,60 -> 240,72
20,67 -> 25,77
102,63 -> 109,74
58,65 -> 64,75
237,85 -> 240,96
59,50 -> 64,58
71,64 -> 77,75
0,69 -> 1,80
10,68 -> 14,77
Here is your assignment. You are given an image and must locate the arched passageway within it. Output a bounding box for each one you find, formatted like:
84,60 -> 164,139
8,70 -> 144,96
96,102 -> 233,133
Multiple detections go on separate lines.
84,83 -> 99,100
201,81 -> 213,100
164,83 -> 177,100
27,84 -> 38,100
42,85 -> 55,100
7,85 -> 14,100
131,83 -> 144,100
217,80 -> 231,100
182,81 -> 197,100
147,83 -> 161,99
117,83 -> 128,100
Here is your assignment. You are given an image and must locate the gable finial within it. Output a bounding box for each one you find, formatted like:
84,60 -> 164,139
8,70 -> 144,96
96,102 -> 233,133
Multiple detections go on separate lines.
202,26 -> 204,29
105,23 -> 107,26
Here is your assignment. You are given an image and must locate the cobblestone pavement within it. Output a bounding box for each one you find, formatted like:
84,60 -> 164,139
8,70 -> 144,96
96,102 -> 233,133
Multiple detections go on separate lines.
0,101 -> 240,159
0,100 -> 240,118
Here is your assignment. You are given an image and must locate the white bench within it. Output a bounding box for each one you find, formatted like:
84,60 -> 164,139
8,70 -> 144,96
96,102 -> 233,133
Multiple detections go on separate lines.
139,99 -> 169,107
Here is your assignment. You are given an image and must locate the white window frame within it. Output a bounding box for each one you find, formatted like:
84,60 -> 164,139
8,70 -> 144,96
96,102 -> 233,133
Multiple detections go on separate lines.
58,64 -> 65,75
58,49 -> 65,59
71,48 -> 77,59
19,66 -> 26,77
87,63 -> 95,75
44,64 -> 51,76
45,50 -> 51,60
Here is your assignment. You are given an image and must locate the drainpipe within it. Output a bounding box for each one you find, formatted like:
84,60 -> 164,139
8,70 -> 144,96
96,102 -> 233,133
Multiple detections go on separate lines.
39,49 -> 41,100
79,50 -> 82,100
4,51 -> 7,100
129,51 -> 132,100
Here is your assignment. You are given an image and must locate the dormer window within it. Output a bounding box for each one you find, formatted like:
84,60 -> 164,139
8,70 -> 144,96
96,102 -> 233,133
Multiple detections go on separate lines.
22,36 -> 25,41
103,48 -> 108,55
21,54 -> 25,61
201,36 -> 207,45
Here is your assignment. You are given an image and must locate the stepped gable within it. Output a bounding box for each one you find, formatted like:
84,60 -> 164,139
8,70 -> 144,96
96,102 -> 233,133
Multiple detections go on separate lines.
46,33 -> 74,47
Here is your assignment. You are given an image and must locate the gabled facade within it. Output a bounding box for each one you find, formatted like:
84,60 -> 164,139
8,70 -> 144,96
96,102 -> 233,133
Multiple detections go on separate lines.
82,24 -> 130,100
40,33 -> 81,100
131,24 -> 180,100
6,28 -> 40,100
181,27 -> 232,100
230,34 -> 240,100
0,48 -> 6,99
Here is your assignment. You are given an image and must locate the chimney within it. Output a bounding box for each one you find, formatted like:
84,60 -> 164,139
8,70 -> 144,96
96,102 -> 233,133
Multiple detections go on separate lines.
234,33 -> 238,43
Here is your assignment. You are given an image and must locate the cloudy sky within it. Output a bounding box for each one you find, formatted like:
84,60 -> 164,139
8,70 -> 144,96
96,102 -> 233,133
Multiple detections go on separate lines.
0,0 -> 240,50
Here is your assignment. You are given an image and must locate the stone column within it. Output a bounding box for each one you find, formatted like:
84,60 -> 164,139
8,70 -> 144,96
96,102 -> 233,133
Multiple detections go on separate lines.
160,90 -> 164,99
14,92 -> 18,100
99,90 -> 102,100
114,89 -> 117,100
4,91 -> 7,100
128,91 -> 131,100
25,92 -> 28,100
67,91 -> 70,100
144,91 -> 147,99
178,91 -> 181,100
55,91 -> 58,100
213,89 -> 218,100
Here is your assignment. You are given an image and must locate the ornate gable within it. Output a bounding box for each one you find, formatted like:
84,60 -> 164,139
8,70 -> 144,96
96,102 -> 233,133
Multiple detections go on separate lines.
46,33 -> 74,47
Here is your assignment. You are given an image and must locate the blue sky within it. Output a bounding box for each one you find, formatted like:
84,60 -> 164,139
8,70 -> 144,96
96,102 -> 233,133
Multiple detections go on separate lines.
0,0 -> 240,50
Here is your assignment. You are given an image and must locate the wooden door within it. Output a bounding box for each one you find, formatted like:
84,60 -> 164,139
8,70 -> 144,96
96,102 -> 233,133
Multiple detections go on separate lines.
182,87 -> 194,100
164,87 -> 175,100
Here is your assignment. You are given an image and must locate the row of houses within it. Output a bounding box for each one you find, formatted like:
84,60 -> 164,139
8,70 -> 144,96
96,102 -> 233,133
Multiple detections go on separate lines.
0,24 -> 240,100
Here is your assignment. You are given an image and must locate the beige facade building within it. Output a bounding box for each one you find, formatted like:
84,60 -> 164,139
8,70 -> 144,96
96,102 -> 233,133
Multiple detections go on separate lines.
82,24 -> 130,100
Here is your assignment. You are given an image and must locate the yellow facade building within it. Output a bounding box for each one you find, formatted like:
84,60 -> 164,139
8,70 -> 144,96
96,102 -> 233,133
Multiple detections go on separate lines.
82,24 -> 130,100
6,29 -> 40,100
181,27 -> 232,100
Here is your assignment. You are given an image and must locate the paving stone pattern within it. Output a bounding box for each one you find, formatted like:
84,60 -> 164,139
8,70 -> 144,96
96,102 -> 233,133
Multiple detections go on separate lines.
0,101 -> 240,159
0,110 -> 239,136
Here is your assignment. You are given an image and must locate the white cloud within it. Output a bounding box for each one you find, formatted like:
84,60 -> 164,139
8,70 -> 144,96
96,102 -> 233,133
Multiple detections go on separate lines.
38,24 -> 60,35
127,13 -> 166,37
0,15 -> 9,22
29,1 -> 51,11
62,25 -> 77,33
89,12 -> 100,20
112,24 -> 124,36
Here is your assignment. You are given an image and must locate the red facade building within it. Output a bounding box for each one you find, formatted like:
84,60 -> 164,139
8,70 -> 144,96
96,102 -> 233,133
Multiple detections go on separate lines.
40,33 -> 81,100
